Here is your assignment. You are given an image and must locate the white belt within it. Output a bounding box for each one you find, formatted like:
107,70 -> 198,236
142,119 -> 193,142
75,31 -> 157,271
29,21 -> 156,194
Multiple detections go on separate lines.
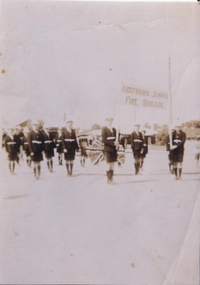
44,140 -> 52,143
65,139 -> 75,142
32,140 -> 42,144
107,137 -> 115,140
134,139 -> 142,142
24,142 -> 28,145
173,139 -> 181,142
7,142 -> 16,145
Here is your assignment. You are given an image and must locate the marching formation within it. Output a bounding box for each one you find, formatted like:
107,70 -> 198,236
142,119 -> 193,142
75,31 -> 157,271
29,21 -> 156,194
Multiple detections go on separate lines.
2,117 -> 190,183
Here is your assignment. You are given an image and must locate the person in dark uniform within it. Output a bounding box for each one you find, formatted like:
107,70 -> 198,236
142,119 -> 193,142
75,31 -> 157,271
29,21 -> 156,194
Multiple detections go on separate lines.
22,127 -> 31,167
4,127 -> 19,174
131,123 -> 143,175
62,120 -> 79,176
43,127 -> 55,172
102,118 -> 119,184
140,130 -> 148,169
13,127 -> 22,165
78,134 -> 88,167
56,128 -> 63,165
18,127 -> 25,159
28,120 -> 44,180
2,129 -> 7,149
166,128 -> 175,174
172,124 -> 186,180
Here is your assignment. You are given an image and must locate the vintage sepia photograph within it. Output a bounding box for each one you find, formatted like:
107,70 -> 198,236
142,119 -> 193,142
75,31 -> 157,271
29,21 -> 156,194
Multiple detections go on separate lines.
0,1 -> 200,284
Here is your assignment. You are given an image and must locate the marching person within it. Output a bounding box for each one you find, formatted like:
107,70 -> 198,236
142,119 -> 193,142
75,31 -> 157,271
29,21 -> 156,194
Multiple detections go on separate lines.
62,120 -> 79,177
195,135 -> 200,167
131,123 -> 143,175
172,124 -> 186,180
43,127 -> 55,172
22,127 -> 31,167
140,130 -> 148,170
102,118 -> 119,184
13,127 -> 22,165
56,127 -> 63,165
78,134 -> 88,167
28,119 -> 44,180
18,127 -> 25,159
166,128 -> 175,174
4,127 -> 19,174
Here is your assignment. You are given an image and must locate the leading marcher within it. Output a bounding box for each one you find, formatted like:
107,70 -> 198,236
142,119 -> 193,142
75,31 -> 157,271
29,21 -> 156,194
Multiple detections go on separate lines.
62,120 -> 79,177
27,120 -> 44,180
172,124 -> 186,180
131,123 -> 143,175
102,118 -> 119,184
4,127 -> 19,175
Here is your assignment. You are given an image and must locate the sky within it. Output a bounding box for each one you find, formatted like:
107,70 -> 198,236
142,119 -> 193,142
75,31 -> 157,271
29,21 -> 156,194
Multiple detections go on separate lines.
1,1 -> 200,131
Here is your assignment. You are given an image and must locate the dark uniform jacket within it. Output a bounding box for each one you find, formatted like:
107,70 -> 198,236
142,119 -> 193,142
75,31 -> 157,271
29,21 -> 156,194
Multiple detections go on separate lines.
28,130 -> 44,153
131,131 -> 143,153
5,135 -> 19,154
22,135 -> 29,151
56,135 -> 63,153
172,130 -> 186,152
141,135 -> 148,156
62,128 -> 79,153
102,127 -> 117,152
43,132 -> 55,155
13,133 -> 21,152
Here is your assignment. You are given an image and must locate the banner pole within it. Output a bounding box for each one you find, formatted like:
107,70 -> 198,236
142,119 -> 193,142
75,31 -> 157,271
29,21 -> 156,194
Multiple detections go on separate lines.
168,56 -> 173,149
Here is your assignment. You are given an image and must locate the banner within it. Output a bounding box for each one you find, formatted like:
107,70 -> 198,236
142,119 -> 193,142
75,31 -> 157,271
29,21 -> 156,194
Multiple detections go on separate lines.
121,85 -> 169,110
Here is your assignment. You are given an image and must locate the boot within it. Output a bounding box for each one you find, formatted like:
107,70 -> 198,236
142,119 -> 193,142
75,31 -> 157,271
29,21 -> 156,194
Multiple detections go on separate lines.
137,163 -> 141,174
12,162 -> 15,174
37,165 -> 41,179
47,161 -> 50,171
33,167 -> 37,179
16,156 -> 19,165
110,170 -> 116,184
178,168 -> 182,180
70,163 -> 73,176
50,160 -> 53,172
107,171 -> 112,184
9,162 -> 12,173
134,164 -> 138,175
174,168 -> 178,180
66,163 -> 70,176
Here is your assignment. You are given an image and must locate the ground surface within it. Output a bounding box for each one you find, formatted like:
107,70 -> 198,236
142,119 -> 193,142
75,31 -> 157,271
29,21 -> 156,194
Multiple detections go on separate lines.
0,141 -> 200,284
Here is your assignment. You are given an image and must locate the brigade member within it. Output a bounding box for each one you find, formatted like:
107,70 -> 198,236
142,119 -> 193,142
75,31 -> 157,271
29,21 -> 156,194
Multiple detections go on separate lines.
140,130 -> 148,169
2,129 -> 7,149
172,124 -> 186,180
22,127 -> 31,167
56,128 -> 63,165
62,120 -> 79,176
78,134 -> 88,167
28,120 -> 44,180
102,118 -> 119,184
166,128 -> 175,174
4,127 -> 19,174
195,135 -> 200,167
14,127 -> 22,165
131,123 -> 143,175
18,127 -> 25,159
43,127 -> 55,172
